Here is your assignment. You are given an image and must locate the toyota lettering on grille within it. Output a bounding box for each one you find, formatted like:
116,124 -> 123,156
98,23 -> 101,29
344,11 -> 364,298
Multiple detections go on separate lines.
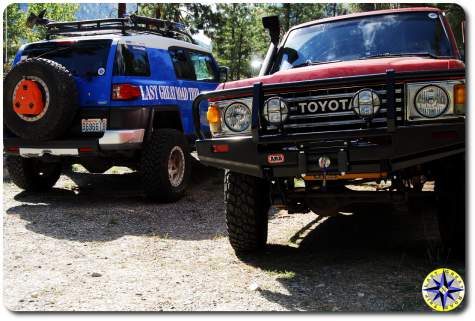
297,98 -> 352,114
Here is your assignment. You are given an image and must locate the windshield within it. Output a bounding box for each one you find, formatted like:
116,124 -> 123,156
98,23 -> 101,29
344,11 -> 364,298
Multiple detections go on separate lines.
23,39 -> 112,77
273,12 -> 453,72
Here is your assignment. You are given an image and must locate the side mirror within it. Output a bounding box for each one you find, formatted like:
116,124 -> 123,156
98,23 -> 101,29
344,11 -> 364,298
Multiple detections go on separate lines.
219,66 -> 229,83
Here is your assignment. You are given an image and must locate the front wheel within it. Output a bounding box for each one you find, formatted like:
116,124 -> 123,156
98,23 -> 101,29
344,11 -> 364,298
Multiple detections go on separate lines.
140,129 -> 191,202
6,156 -> 62,192
225,171 -> 271,255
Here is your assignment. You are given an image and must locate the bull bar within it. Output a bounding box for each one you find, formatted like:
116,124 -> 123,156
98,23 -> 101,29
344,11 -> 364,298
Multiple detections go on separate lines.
192,69 -> 465,178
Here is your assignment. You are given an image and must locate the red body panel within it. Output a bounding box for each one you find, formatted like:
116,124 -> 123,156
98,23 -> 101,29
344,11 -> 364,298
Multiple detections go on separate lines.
219,58 -> 465,90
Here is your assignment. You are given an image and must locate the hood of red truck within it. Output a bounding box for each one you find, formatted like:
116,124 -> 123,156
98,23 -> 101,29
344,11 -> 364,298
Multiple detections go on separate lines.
219,57 -> 464,90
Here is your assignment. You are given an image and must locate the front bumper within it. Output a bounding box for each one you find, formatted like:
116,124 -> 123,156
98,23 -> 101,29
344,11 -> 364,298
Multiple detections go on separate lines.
4,129 -> 145,157
192,69 -> 465,178
196,123 -> 464,178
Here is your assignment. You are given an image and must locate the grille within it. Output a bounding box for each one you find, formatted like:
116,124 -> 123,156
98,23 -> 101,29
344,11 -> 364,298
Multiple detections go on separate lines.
261,83 -> 404,135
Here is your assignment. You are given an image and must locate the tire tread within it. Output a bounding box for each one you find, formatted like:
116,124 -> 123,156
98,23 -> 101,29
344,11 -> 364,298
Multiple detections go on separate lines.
225,171 -> 270,254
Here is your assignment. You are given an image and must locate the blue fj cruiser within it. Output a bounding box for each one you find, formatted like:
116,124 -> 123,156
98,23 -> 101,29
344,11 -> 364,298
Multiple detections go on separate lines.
3,12 -> 224,202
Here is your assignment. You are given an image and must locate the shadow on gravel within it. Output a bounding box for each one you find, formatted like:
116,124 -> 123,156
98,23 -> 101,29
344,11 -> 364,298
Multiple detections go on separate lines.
245,202 -> 466,312
6,161 -> 226,242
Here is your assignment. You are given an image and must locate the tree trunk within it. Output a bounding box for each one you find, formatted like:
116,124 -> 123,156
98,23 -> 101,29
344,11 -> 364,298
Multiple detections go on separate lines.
283,3 -> 291,32
236,24 -> 244,79
155,4 -> 161,19
230,4 -> 237,80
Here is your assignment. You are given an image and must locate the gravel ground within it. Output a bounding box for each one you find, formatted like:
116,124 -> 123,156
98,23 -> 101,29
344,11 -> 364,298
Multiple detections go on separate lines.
3,163 -> 465,311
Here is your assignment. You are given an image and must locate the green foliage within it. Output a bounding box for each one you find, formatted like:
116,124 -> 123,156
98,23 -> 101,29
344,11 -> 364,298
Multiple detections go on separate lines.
137,3 -> 218,35
3,3 -> 79,69
26,3 -> 79,40
3,4 -> 28,67
212,4 -> 265,80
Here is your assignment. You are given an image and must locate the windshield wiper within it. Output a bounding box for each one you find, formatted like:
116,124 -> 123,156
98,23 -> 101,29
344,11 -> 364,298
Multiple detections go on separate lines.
361,52 -> 447,59
34,46 -> 73,59
292,59 -> 342,69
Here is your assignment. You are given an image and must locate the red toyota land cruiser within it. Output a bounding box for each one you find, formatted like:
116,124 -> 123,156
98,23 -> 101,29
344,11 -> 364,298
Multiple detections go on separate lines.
192,8 -> 465,255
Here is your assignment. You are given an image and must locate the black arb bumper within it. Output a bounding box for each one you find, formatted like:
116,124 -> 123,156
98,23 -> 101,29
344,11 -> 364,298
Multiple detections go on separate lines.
192,69 -> 465,179
195,123 -> 464,178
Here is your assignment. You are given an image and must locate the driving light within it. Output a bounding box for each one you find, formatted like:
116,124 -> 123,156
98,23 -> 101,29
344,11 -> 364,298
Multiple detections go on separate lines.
351,89 -> 381,118
263,97 -> 289,125
414,85 -> 448,118
224,102 -> 251,132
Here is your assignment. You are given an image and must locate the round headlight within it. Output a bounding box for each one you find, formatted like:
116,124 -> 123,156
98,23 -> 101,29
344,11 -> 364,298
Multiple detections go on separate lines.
414,85 -> 449,118
224,102 -> 251,132
263,97 -> 289,125
351,89 -> 381,118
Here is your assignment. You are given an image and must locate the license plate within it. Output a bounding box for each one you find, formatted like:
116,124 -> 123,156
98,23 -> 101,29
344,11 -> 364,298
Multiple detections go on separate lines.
81,118 -> 107,133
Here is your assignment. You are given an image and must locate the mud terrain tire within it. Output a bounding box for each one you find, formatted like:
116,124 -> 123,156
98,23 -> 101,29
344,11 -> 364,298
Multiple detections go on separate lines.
4,58 -> 78,141
225,171 -> 271,254
141,129 -> 191,202
6,156 -> 62,192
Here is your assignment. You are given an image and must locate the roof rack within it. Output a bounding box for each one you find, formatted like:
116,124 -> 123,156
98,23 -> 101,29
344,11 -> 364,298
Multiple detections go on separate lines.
34,13 -> 195,44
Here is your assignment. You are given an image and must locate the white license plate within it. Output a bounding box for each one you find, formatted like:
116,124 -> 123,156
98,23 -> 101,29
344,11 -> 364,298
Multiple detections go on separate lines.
81,119 -> 107,133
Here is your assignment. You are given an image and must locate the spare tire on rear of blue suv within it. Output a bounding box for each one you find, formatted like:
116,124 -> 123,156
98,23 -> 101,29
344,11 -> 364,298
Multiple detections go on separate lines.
3,58 -> 79,141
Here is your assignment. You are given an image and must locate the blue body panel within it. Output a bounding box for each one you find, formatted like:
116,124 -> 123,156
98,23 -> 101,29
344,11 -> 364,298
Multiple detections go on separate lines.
13,40 -> 218,136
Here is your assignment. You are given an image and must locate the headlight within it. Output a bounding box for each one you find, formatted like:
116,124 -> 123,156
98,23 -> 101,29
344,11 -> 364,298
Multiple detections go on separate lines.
414,85 -> 449,118
224,102 -> 251,132
263,97 -> 288,125
351,89 -> 381,118
406,81 -> 464,121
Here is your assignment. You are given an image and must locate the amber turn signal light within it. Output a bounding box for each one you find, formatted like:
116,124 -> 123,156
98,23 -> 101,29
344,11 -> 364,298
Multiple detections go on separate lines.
207,105 -> 220,124
454,84 -> 465,114
207,104 -> 222,135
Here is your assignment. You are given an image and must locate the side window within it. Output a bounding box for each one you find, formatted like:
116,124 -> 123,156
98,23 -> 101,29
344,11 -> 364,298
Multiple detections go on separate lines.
113,44 -> 151,77
169,48 -> 195,80
170,48 -> 218,82
188,51 -> 218,82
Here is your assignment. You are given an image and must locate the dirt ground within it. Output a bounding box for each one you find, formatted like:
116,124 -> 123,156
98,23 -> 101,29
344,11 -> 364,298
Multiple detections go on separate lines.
3,163 -> 465,311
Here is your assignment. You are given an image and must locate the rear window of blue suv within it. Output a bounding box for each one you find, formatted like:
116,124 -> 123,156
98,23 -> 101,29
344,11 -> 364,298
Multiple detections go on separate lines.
22,39 -> 112,78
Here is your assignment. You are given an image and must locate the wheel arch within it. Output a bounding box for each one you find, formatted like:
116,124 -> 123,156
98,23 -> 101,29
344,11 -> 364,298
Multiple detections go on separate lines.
146,105 -> 184,141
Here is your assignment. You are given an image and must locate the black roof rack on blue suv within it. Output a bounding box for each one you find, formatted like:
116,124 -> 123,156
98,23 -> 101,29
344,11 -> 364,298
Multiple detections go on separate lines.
29,11 -> 195,43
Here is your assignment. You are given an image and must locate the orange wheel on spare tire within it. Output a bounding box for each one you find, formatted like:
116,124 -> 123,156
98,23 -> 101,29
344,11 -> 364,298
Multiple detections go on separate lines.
3,58 -> 79,141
